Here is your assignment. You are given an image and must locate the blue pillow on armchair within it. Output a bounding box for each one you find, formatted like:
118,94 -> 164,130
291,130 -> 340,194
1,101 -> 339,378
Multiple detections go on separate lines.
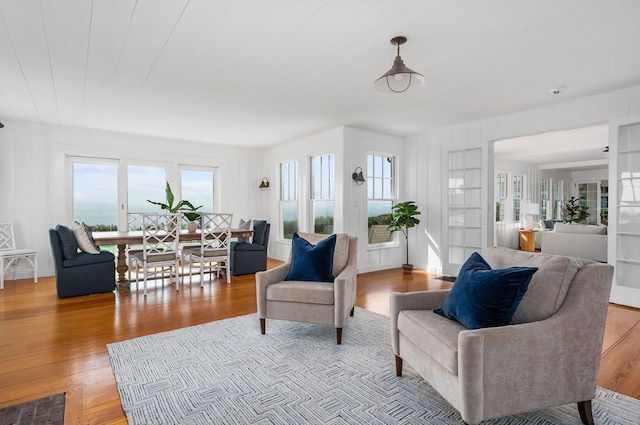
435,252 -> 538,329
285,233 -> 336,282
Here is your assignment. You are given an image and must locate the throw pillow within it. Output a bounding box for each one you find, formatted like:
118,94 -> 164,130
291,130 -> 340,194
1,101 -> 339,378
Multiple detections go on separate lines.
435,252 -> 538,329
285,233 -> 336,282
55,224 -> 79,260
237,218 -> 252,244
73,222 -> 100,254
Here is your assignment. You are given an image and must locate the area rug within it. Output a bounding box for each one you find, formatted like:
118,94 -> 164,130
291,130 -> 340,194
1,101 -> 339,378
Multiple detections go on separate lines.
0,393 -> 65,425
108,309 -> 640,425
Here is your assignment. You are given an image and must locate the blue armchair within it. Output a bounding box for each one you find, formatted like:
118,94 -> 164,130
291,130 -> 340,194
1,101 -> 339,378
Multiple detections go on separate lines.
49,227 -> 116,298
230,220 -> 270,275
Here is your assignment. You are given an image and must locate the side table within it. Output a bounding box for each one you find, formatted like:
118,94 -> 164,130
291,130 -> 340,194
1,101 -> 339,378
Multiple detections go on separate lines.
519,229 -> 536,252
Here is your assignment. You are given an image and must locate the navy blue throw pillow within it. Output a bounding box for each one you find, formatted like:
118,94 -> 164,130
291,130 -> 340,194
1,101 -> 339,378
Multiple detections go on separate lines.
285,233 -> 336,282
434,252 -> 538,329
55,224 -> 79,260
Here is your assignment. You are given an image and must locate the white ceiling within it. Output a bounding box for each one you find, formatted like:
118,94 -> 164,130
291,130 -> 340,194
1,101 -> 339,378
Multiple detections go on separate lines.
1,1 -> 639,149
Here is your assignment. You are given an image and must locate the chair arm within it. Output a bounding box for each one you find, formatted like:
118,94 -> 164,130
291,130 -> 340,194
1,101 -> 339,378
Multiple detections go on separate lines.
255,263 -> 291,317
333,262 -> 358,327
390,290 -> 450,355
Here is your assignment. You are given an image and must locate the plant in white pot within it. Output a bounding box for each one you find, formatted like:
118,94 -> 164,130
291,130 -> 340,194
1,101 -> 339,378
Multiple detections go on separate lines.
147,182 -> 202,230
388,201 -> 421,273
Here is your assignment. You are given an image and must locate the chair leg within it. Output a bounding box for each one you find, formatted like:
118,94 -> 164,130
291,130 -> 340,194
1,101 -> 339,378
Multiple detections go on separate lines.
395,356 -> 403,376
336,327 -> 342,345
577,400 -> 594,425
260,318 -> 265,334
350,306 -> 354,316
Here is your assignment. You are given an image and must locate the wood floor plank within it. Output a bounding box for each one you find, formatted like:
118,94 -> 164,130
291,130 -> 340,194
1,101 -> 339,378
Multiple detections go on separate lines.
0,260 -> 638,424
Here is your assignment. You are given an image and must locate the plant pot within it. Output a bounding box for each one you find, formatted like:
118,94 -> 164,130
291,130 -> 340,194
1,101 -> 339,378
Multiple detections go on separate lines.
402,264 -> 414,274
187,221 -> 198,233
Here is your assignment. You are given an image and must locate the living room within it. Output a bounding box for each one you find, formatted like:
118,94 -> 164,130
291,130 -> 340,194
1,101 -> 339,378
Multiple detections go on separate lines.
1,1 -> 639,423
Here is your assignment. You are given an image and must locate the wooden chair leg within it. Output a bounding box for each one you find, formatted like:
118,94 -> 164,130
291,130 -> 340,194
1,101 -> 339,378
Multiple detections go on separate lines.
577,400 -> 594,425
395,356 -> 403,376
350,306 -> 354,316
336,327 -> 342,345
260,318 -> 265,335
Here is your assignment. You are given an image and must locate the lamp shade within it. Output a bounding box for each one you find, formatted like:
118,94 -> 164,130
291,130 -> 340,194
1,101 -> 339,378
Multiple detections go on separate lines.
521,203 -> 540,215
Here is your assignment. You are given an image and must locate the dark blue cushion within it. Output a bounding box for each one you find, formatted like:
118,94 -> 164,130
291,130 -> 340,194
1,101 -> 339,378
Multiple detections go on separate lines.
55,224 -> 79,260
252,220 -> 268,246
435,252 -> 538,329
285,233 -> 336,282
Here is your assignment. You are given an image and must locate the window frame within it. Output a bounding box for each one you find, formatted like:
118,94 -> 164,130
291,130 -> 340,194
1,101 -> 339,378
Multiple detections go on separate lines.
310,153 -> 335,234
279,161 -> 298,240
367,153 -> 396,246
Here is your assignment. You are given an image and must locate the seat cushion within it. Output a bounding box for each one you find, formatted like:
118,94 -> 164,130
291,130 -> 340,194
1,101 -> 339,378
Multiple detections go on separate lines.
483,247 -> 583,324
285,233 -> 336,282
398,310 -> 465,375
266,281 -> 335,305
231,242 -> 265,252
435,252 -> 538,329
62,251 -> 115,267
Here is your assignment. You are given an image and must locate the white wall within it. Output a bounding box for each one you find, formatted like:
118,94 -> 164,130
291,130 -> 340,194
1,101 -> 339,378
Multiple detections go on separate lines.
406,85 -> 640,273
0,120 -> 261,278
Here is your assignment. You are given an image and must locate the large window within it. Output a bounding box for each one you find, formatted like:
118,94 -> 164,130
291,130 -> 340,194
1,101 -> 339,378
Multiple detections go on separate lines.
181,168 -> 214,213
72,161 -> 118,230
280,161 -> 298,240
495,172 -> 507,222
512,174 -> 523,222
367,154 -> 394,244
311,154 -> 334,234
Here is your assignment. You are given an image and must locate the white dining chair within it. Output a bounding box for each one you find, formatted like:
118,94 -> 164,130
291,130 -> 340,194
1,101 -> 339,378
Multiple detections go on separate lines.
130,213 -> 180,296
0,223 -> 38,289
181,213 -> 233,287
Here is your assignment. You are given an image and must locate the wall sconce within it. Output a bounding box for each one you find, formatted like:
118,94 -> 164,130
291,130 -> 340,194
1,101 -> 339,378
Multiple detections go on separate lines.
259,177 -> 270,190
352,167 -> 365,185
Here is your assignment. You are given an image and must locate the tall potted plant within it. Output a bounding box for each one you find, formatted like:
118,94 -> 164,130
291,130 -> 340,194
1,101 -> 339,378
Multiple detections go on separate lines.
388,201 -> 421,273
147,182 -> 202,230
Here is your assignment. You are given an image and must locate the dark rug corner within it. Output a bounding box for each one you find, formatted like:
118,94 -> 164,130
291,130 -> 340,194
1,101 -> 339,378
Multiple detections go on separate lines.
0,393 -> 65,425
436,275 -> 457,282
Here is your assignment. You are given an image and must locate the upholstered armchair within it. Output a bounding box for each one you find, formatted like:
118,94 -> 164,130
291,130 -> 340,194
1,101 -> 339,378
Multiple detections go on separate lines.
390,247 -> 614,425
230,220 -> 270,275
49,226 -> 116,298
255,232 -> 357,344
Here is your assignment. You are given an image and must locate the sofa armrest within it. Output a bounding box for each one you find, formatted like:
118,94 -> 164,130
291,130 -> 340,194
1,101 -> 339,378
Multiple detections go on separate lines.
390,290 -> 450,355
255,263 -> 290,317
333,261 -> 358,327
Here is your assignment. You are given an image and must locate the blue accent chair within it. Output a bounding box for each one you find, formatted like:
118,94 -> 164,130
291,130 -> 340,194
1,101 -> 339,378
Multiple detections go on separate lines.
230,220 -> 270,275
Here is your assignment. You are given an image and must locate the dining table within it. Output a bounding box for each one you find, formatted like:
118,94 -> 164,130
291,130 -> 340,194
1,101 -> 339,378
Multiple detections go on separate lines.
93,228 -> 253,291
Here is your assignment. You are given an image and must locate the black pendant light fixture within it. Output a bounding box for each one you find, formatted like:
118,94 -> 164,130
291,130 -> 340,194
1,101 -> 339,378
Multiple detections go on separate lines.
374,36 -> 425,93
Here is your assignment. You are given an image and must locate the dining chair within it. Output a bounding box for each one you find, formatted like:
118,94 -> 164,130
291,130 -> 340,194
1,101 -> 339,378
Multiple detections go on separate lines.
130,213 -> 180,296
126,212 -> 144,282
0,223 -> 38,289
181,213 -> 233,287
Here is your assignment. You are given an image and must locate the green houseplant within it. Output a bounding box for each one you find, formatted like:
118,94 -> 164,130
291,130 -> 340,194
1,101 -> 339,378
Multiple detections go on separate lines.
388,201 -> 421,273
147,182 -> 202,230
564,196 -> 590,224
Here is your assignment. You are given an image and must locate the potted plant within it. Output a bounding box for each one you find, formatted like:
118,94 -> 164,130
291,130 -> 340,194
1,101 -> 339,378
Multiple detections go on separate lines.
147,182 -> 202,230
388,201 -> 421,273
564,196 -> 590,224
182,205 -> 203,232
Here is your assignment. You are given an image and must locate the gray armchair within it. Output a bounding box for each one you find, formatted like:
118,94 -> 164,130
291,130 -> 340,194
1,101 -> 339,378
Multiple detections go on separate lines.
390,247 -> 614,425
256,232 -> 357,344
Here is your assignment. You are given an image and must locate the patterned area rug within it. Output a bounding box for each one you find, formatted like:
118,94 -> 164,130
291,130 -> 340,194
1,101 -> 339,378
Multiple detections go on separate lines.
108,309 -> 640,425
0,393 -> 65,425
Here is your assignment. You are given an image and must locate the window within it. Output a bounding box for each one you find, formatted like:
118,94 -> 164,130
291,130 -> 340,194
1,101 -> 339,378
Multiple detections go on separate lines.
181,168 -> 214,213
367,154 -> 394,244
553,180 -> 564,220
512,174 -> 523,222
541,178 -> 551,220
127,165 -> 167,230
495,172 -> 507,222
280,161 -> 298,240
310,154 -> 334,234
72,161 -> 118,231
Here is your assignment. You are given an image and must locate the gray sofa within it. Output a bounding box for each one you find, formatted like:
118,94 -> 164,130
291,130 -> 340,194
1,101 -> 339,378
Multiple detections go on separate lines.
541,223 -> 607,262
390,247 -> 613,425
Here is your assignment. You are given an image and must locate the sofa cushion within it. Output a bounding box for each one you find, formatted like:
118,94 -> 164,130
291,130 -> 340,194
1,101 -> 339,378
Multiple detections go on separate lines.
296,232 -> 350,276
252,220 -> 269,246
55,224 -> 79,260
435,252 -> 538,329
230,241 -> 264,252
554,222 -> 607,235
285,233 -> 336,282
266,280 -> 335,305
73,222 -> 100,254
62,251 -> 115,268
483,247 -> 583,323
398,310 -> 465,375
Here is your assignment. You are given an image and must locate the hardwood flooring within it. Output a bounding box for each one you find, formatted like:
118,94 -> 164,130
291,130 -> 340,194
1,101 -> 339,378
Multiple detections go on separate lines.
1,261 -> 638,424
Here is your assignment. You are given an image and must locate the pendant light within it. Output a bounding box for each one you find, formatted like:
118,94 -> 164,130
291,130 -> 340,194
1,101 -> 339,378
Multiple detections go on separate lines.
374,36 -> 425,93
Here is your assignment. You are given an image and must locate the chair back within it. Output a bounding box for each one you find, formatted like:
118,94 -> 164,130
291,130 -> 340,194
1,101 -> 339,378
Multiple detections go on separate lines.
128,213 -> 143,231
200,213 -> 233,255
0,223 -> 17,251
140,213 -> 181,260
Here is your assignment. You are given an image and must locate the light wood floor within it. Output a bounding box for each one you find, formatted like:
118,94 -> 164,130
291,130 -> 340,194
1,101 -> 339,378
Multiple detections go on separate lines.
1,261 -> 639,424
